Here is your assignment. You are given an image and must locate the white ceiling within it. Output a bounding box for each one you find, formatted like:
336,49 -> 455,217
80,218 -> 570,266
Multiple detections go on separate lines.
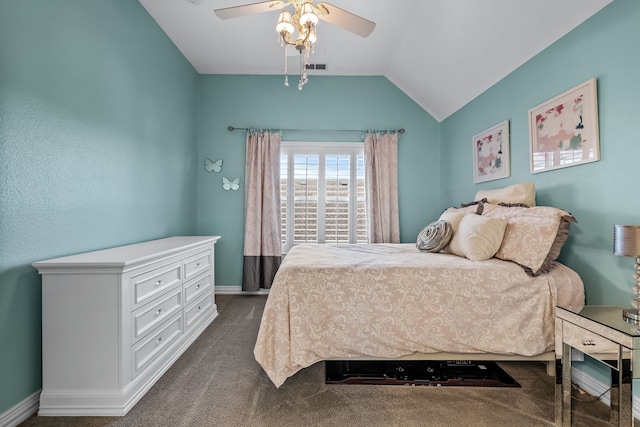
138,0 -> 612,122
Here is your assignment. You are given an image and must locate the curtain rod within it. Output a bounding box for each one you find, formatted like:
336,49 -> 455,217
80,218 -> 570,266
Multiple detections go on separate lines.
227,126 -> 405,134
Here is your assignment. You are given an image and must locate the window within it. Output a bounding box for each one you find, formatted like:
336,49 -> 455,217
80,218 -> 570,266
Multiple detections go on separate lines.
280,142 -> 367,253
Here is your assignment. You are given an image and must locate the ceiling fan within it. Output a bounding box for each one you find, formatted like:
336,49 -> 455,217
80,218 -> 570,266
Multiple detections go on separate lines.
214,1 -> 376,39
214,1 -> 375,90
214,1 -> 375,89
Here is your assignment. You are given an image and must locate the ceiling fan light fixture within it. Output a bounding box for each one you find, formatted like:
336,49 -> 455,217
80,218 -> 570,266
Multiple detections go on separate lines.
299,2 -> 318,26
306,26 -> 317,44
275,10 -> 294,36
273,2 -> 319,91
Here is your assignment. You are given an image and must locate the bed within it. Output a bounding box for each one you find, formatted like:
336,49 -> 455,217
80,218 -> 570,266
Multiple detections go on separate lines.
254,184 -> 585,388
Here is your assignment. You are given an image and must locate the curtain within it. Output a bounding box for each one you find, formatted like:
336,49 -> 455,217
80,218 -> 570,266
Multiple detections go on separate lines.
364,132 -> 400,243
242,131 -> 282,291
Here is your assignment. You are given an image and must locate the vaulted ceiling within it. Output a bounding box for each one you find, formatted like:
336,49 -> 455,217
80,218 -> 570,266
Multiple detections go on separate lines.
139,0 -> 612,121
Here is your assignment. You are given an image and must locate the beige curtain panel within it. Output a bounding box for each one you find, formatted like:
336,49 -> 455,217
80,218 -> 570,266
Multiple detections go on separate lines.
242,131 -> 282,291
365,132 -> 400,243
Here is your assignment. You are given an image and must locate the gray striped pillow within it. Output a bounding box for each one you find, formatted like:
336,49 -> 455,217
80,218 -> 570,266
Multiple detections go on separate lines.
416,220 -> 453,252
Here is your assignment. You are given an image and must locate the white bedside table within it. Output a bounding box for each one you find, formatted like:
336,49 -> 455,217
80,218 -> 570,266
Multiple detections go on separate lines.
556,305 -> 639,426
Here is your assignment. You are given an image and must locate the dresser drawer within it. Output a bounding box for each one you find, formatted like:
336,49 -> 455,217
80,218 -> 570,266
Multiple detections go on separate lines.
184,251 -> 211,281
184,273 -> 212,305
132,287 -> 183,342
131,262 -> 182,307
132,313 -> 183,377
562,320 -> 619,355
185,291 -> 214,331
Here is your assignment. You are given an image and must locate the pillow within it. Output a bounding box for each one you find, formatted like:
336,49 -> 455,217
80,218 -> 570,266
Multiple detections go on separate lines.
416,220 -> 453,252
438,211 -> 468,231
441,201 -> 483,216
438,211 -> 469,253
481,203 -> 577,275
475,182 -> 536,207
459,198 -> 487,214
447,214 -> 508,261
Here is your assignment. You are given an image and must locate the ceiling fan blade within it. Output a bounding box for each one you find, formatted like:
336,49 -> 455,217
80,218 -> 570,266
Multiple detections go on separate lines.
316,3 -> 376,38
214,1 -> 287,20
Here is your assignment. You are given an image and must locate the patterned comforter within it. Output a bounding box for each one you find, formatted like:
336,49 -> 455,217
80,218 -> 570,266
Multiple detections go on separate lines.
254,244 -> 584,387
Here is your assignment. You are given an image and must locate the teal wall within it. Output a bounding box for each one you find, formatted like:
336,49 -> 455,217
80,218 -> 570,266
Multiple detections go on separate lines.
440,0 -> 640,308
0,0 -> 199,414
197,75 -> 440,287
439,0 -> 640,388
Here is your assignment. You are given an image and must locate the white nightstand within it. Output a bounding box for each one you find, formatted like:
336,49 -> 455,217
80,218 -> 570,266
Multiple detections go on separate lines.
556,305 -> 640,426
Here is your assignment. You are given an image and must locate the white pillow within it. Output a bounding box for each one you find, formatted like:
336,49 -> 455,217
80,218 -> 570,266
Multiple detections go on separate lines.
447,214 -> 508,261
438,211 -> 468,232
475,182 -> 536,207
438,211 -> 469,253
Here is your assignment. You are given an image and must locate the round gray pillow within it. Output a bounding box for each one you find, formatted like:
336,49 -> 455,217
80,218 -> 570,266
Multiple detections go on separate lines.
416,220 -> 453,252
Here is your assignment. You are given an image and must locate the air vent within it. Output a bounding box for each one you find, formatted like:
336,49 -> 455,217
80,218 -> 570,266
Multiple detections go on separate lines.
305,64 -> 327,71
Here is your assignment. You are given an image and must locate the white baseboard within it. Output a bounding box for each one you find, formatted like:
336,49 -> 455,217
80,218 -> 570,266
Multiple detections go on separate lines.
0,390 -> 40,427
571,366 -> 640,419
215,285 -> 269,295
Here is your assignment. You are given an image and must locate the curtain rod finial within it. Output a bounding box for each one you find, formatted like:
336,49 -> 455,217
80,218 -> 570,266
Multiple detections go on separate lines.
227,126 -> 235,131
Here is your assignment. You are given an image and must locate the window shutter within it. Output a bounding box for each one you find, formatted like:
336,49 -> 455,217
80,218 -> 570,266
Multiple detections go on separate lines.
281,143 -> 366,253
293,154 -> 319,245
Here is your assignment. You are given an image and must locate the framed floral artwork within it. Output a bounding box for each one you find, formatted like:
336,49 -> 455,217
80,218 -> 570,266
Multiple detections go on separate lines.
473,120 -> 510,183
529,78 -> 600,173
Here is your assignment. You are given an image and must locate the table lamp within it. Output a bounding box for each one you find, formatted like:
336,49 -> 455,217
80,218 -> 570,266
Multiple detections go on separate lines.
614,224 -> 640,323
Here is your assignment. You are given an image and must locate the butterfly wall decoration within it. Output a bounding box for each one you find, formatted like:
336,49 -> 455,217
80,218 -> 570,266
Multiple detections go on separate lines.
204,158 -> 223,173
222,177 -> 240,191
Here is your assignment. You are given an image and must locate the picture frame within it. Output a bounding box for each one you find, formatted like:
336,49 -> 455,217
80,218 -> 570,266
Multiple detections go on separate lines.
473,120 -> 510,183
529,78 -> 600,174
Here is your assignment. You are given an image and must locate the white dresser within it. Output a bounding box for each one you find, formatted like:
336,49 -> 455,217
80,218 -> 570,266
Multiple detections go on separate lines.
33,236 -> 220,416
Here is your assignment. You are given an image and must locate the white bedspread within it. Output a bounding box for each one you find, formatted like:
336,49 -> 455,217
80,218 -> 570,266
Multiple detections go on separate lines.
254,244 -> 584,387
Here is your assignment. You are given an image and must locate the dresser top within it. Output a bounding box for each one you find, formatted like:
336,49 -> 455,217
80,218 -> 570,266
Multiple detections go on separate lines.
33,236 -> 220,270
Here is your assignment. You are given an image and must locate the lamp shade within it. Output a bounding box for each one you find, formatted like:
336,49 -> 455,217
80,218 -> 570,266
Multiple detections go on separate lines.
276,10 -> 294,35
299,2 -> 318,26
614,225 -> 640,257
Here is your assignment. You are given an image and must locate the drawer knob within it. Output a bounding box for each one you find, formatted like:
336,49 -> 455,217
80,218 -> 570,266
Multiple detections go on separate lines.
581,340 -> 596,346
155,280 -> 164,287
156,308 -> 165,316
195,263 -> 200,268
156,337 -> 163,345
197,306 -> 201,311
196,284 -> 201,289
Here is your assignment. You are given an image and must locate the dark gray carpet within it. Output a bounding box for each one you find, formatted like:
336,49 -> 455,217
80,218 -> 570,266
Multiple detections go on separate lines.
21,295 -> 612,427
